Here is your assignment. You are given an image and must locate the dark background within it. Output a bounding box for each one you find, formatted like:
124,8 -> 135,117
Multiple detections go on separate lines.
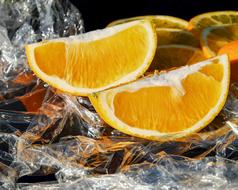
71,0 -> 238,32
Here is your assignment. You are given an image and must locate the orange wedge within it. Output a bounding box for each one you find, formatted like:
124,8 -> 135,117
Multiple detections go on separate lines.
89,55 -> 230,140
108,15 -> 188,29
25,21 -> 157,96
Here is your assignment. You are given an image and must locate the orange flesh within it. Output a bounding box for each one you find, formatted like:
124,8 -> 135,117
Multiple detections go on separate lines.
113,63 -> 222,133
34,25 -> 150,89
218,40 -> 238,83
35,42 -> 66,78
199,60 -> 224,82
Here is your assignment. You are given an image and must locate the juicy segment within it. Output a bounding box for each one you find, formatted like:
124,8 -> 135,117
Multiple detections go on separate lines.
114,70 -> 221,133
90,55 -> 229,140
26,21 -> 157,96
35,42 -> 66,78
68,27 -> 150,88
34,25 -> 150,89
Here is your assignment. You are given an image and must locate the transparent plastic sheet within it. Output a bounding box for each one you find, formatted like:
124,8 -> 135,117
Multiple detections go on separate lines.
0,0 -> 84,83
0,1 -> 238,190
2,84 -> 237,189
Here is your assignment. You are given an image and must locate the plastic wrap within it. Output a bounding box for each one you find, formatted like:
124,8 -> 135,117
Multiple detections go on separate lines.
1,1 -> 238,189
0,86 -> 237,189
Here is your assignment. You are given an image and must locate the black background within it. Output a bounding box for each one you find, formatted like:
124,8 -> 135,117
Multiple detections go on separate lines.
71,0 -> 238,32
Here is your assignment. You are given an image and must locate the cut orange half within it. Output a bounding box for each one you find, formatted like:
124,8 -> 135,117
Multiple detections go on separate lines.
89,55 -> 230,141
108,15 -> 188,29
25,21 -> 157,96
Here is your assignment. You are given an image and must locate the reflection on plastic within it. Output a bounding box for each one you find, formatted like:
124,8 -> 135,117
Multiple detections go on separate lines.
1,0 -> 238,190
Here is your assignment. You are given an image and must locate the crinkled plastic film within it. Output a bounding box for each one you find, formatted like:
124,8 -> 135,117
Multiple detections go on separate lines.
1,1 -> 238,189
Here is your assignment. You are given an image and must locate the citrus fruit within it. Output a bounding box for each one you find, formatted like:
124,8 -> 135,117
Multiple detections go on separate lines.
188,11 -> 238,37
149,45 -> 206,71
218,40 -> 238,61
218,40 -> 238,83
108,15 -> 188,29
89,55 -> 230,140
200,24 -> 238,83
156,28 -> 199,47
25,21 -> 157,96
201,24 -> 238,57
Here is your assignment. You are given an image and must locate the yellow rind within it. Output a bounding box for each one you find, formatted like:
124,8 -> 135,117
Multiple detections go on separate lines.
108,15 -> 188,29
188,11 -> 238,36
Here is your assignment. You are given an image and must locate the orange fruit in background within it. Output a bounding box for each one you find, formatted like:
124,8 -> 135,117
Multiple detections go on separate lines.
149,28 -> 203,71
218,40 -> 238,83
200,24 -> 238,83
25,21 -> 157,96
89,55 -> 230,141
156,28 -> 199,47
149,44 -> 205,71
108,15 -> 188,29
188,11 -> 238,37
200,24 -> 238,57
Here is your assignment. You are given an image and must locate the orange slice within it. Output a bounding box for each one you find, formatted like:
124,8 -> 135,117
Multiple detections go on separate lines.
25,21 -> 157,96
108,15 -> 188,29
188,11 -> 238,37
149,45 -> 206,71
218,40 -> 238,61
200,24 -> 238,83
156,28 -> 199,47
201,24 -> 238,57
89,55 -> 230,140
